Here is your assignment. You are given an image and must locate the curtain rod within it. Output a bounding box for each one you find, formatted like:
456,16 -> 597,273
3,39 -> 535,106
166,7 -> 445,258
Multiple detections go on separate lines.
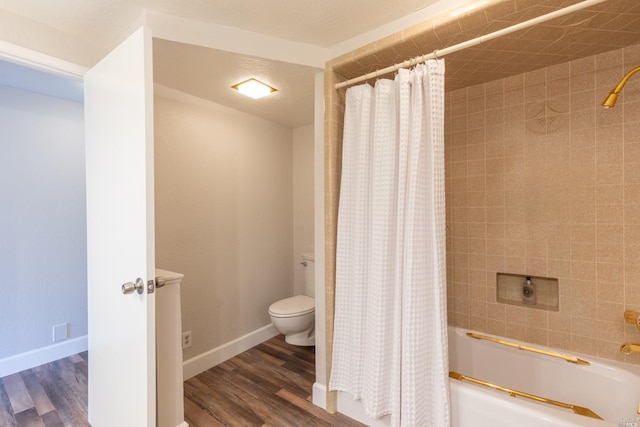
334,0 -> 609,90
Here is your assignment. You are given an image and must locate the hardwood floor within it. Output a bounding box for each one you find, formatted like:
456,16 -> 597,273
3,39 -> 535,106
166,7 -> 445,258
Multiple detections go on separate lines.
184,335 -> 365,427
0,337 -> 365,427
0,352 -> 89,426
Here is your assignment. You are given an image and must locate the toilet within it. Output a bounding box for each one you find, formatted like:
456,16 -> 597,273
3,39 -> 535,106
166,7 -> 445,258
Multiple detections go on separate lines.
269,252 -> 315,346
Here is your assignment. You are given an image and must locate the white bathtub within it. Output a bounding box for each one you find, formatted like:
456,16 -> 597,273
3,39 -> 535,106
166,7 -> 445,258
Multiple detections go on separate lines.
336,326 -> 640,426
449,327 -> 640,426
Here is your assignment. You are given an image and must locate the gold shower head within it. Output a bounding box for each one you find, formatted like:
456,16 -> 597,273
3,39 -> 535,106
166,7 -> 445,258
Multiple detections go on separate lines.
601,91 -> 619,108
602,65 -> 640,108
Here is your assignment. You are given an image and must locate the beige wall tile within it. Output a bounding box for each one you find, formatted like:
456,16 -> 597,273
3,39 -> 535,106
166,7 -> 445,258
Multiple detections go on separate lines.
504,256 -> 526,272
597,243 -> 624,263
597,301 -> 624,323
596,184 -> 623,205
569,202 -> 590,223
469,269 -> 487,286
596,163 -> 623,185
597,280 -> 624,302
572,335 -> 599,356
485,319 -> 506,336
446,44 -> 640,365
596,144 -> 623,165
571,242 -> 596,261
526,327 -> 549,346
597,204 -> 623,224
548,241 -> 571,260
596,124 -> 623,146
526,258 -> 548,275
596,224 -> 624,244
625,244 -> 640,264
548,331 -> 572,349
597,262 -> 624,284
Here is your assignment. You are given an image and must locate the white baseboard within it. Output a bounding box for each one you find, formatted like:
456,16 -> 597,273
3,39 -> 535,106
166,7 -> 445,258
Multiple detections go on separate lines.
312,382 -> 327,409
176,422 -> 189,427
182,324 -> 278,380
0,335 -> 88,378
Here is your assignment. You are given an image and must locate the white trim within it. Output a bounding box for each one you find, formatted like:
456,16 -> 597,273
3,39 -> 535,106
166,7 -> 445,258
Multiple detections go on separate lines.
176,422 -> 189,427
0,336 -> 88,378
0,40 -> 87,79
182,324 -> 278,380
312,382 -> 327,409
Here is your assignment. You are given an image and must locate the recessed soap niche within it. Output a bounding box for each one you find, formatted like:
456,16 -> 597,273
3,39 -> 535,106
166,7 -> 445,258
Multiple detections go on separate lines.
496,273 -> 559,311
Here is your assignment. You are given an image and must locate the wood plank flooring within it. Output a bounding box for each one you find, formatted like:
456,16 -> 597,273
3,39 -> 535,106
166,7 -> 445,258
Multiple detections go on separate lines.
0,337 -> 365,427
184,335 -> 365,426
0,352 -> 89,426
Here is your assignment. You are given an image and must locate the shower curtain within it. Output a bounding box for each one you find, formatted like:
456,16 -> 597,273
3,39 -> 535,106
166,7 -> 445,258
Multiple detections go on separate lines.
329,60 -> 449,427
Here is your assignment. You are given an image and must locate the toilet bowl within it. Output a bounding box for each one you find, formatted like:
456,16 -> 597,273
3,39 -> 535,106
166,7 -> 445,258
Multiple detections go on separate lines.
269,252 -> 315,346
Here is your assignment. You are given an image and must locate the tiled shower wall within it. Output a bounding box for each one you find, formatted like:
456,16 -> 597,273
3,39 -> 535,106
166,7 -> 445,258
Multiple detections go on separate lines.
445,43 -> 640,363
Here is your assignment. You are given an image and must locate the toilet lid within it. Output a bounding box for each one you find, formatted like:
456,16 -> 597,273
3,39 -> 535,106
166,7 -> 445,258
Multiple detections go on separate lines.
269,295 -> 314,317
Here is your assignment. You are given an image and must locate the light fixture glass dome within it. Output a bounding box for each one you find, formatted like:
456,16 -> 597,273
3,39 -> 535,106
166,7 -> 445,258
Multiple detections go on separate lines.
232,78 -> 277,99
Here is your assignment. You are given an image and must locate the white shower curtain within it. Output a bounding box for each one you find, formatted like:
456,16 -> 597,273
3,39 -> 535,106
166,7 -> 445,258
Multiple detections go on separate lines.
330,60 -> 449,427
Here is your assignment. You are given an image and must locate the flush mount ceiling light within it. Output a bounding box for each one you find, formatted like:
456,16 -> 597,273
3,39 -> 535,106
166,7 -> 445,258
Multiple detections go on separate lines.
232,78 -> 277,99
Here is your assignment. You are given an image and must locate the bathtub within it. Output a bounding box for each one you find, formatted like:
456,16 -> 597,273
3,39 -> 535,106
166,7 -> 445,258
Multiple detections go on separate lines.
335,326 -> 640,426
449,327 -> 640,426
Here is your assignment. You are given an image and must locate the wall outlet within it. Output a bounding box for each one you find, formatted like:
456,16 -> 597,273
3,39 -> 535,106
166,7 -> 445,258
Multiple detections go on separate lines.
53,323 -> 69,343
182,331 -> 192,349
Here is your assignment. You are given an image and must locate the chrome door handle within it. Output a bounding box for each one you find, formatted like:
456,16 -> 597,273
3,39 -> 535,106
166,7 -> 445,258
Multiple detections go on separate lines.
122,278 -> 145,295
155,276 -> 166,288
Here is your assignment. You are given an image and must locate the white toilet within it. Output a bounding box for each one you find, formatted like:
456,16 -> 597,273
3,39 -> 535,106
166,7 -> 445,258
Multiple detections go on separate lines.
269,252 -> 315,346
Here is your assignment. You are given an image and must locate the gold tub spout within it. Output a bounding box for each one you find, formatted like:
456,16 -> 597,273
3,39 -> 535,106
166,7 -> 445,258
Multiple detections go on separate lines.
620,342 -> 640,355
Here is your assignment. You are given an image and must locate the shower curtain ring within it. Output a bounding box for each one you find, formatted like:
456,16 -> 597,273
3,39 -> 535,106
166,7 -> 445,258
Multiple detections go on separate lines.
433,49 -> 439,59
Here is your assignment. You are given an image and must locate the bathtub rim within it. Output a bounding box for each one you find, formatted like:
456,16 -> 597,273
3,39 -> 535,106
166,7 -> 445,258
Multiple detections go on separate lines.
449,325 -> 640,379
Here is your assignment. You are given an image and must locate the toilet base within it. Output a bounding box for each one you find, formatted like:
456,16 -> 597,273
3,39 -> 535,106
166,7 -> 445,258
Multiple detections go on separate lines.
284,326 -> 315,346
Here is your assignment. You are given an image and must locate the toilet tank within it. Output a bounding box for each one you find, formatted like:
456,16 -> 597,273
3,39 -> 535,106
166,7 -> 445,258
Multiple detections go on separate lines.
302,252 -> 315,298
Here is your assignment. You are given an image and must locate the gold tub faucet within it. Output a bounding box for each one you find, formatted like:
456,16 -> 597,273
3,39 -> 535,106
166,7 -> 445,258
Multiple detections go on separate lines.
620,342 -> 640,355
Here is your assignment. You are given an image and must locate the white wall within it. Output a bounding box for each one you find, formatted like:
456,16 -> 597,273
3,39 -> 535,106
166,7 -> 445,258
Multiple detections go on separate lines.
154,87 -> 294,365
292,125 -> 315,294
0,84 -> 87,372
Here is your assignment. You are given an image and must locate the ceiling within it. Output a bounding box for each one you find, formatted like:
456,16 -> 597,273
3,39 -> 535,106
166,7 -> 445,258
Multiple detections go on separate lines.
332,0 -> 640,92
3,0 -> 640,127
0,0 -> 443,49
0,0 -> 447,128
152,39 -> 319,128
